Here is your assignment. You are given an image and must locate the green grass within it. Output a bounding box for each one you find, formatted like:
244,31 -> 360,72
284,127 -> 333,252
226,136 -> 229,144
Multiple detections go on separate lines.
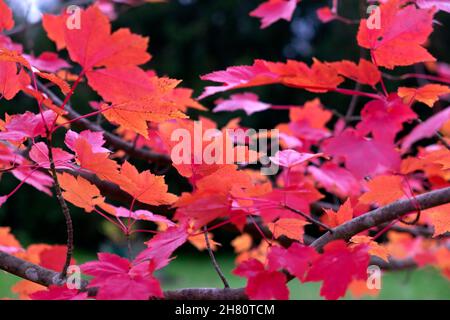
161,253 -> 450,300
1,252 -> 449,299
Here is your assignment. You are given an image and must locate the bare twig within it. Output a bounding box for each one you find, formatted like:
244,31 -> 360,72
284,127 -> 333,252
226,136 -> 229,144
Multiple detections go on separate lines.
282,204 -> 333,233
203,226 -> 230,288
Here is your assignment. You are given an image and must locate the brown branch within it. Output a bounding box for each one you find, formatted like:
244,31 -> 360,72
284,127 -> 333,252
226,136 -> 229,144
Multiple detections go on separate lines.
203,226 -> 230,288
0,251 -> 67,288
164,288 -> 246,300
36,81 -> 171,165
47,141 -> 74,278
311,187 -> 450,251
0,251 -> 246,300
380,224 -> 434,238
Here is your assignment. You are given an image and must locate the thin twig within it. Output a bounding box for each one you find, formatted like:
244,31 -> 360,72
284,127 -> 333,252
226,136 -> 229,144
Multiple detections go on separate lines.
29,69 -> 74,279
46,138 -> 74,278
203,226 -> 230,288
282,204 -> 333,233
345,82 -> 362,123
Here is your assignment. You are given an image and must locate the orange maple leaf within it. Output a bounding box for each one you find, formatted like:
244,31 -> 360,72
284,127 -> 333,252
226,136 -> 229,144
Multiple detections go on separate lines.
195,165 -> 253,194
348,279 -> 380,299
289,98 -> 333,129
0,227 -> 22,253
231,233 -> 253,253
0,61 -> 30,100
322,198 -> 353,228
398,84 -> 450,107
423,203 -> 450,236
0,49 -> 32,69
36,72 -> 71,95
103,77 -> 187,137
266,58 -> 344,92
57,172 -> 105,213
74,138 -> 120,181
11,281 -> 46,300
268,218 -> 309,241
350,235 -> 389,262
188,232 -> 220,251
359,175 -> 405,206
42,12 -> 69,51
44,6 -> 150,71
327,59 -> 381,87
111,161 -> 178,206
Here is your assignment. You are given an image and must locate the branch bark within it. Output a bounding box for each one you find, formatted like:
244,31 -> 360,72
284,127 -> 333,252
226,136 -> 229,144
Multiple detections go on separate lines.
47,141 -> 74,278
0,251 -> 246,300
0,248 -> 415,300
311,187 -> 450,251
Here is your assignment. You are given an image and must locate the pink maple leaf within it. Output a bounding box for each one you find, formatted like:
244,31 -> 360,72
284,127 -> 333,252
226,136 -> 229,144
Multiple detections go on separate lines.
65,130 -> 110,154
31,285 -> 88,300
29,142 -> 74,170
269,149 -> 323,168
250,0 -> 298,29
81,253 -> 163,300
213,92 -> 271,115
304,240 -> 370,300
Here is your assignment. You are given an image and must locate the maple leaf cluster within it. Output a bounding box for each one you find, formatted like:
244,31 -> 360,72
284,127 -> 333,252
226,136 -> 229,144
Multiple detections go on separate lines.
0,0 -> 449,301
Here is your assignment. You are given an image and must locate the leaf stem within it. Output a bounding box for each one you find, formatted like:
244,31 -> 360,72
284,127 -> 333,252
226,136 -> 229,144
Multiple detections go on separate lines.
282,204 -> 333,233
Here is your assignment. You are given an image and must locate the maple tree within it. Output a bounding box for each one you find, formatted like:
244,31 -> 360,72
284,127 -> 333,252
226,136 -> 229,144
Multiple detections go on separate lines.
0,0 -> 449,301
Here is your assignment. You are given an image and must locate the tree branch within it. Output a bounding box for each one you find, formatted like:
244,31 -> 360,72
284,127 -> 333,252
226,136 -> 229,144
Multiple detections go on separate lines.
0,248 -> 415,300
311,187 -> 450,251
47,141 -> 74,278
0,251 -> 246,300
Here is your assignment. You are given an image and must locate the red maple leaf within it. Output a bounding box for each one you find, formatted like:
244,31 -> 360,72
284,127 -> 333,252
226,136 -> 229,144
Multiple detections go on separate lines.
357,0 -> 436,69
81,253 -> 163,300
233,259 -> 289,300
250,0 -> 298,29
322,128 -> 401,179
135,224 -> 189,270
305,240 -> 370,300
0,0 -> 14,32
268,243 -> 318,281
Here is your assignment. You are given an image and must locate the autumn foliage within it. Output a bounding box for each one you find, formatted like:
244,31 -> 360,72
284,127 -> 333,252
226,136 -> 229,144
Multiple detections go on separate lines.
0,0 -> 449,301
